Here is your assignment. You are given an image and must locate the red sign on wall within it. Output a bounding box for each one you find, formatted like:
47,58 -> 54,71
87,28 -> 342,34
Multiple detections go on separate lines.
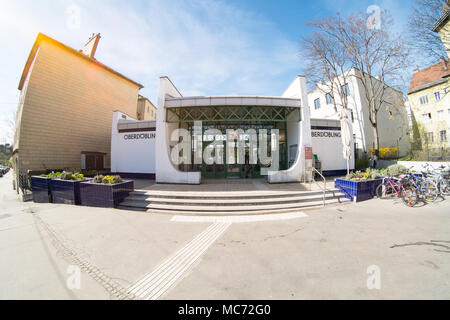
305,147 -> 313,160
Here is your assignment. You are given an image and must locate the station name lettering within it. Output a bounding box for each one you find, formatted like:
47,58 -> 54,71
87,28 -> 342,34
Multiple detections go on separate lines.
312,131 -> 341,138
124,133 -> 155,140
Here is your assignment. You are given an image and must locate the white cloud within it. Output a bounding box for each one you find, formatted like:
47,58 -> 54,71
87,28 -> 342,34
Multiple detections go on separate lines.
0,0 -> 301,144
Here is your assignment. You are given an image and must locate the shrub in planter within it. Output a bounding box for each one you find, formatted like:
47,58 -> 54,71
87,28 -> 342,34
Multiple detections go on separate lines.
50,171 -> 87,205
46,171 -> 61,179
79,169 -> 100,178
335,178 -> 383,202
80,175 -> 133,208
387,164 -> 407,177
337,168 -> 384,202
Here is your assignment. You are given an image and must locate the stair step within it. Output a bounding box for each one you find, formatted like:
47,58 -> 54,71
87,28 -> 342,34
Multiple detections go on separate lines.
124,193 -> 346,205
146,206 -> 329,216
117,205 -> 147,212
129,189 -> 342,199
119,198 -> 347,212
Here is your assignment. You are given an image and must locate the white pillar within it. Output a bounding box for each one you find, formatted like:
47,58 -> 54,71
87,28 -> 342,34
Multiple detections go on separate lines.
155,77 -> 201,184
268,75 -> 312,183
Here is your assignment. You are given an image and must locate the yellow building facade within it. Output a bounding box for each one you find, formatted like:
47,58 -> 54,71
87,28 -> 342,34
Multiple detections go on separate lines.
408,74 -> 449,147
408,5 -> 450,155
137,95 -> 157,121
13,33 -> 146,178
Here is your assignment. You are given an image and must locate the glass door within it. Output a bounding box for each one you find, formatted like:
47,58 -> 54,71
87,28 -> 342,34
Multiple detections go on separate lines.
226,141 -> 241,178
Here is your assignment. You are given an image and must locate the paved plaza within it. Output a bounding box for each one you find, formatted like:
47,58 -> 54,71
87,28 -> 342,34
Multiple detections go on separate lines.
1,172 -> 450,300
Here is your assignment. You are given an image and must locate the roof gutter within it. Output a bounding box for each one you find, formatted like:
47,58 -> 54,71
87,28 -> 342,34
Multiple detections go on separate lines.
407,78 -> 448,95
18,33 -> 144,90
433,10 -> 450,32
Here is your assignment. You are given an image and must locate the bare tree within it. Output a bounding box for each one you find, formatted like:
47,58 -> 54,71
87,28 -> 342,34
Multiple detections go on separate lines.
300,27 -> 352,112
302,11 -> 410,153
408,0 -> 448,64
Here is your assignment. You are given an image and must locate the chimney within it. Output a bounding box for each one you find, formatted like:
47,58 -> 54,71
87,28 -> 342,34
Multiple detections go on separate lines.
81,33 -> 101,59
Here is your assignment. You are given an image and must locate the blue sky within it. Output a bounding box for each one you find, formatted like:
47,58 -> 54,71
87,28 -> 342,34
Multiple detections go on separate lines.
0,0 -> 414,144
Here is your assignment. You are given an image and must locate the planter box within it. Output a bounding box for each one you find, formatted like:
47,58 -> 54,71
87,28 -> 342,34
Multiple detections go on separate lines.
335,178 -> 383,202
31,176 -> 52,203
50,179 -> 88,205
79,180 -> 134,208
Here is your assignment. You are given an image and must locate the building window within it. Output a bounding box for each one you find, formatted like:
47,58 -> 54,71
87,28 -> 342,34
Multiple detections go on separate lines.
435,92 -> 441,101
440,130 -> 447,143
422,113 -> 431,123
437,110 -> 444,121
419,95 -> 429,105
350,110 -> 354,122
326,93 -> 333,104
426,132 -> 434,144
341,83 -> 350,96
314,98 -> 321,110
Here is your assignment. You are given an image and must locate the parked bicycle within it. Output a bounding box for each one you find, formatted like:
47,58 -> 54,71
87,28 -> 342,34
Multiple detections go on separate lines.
376,175 -> 418,207
403,166 -> 439,203
422,164 -> 450,197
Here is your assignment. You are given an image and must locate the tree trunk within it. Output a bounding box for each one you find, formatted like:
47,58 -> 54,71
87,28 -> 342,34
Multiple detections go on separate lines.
372,122 -> 380,152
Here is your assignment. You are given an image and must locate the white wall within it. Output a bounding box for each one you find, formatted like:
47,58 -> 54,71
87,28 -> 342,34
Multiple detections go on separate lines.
268,75 -> 312,183
311,129 -> 355,172
155,77 -> 201,184
111,111 -> 155,174
113,133 -> 155,173
356,79 -> 409,156
307,69 -> 409,157
308,71 -> 367,155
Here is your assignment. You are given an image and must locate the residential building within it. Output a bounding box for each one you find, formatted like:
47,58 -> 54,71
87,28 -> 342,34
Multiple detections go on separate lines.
308,68 -> 409,158
433,0 -> 450,58
408,4 -> 450,156
408,59 -> 450,150
137,95 -> 157,120
13,33 -> 150,183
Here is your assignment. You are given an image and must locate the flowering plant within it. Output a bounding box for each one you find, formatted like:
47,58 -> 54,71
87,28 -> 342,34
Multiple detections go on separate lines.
92,175 -> 123,185
345,168 -> 385,181
40,171 -> 84,180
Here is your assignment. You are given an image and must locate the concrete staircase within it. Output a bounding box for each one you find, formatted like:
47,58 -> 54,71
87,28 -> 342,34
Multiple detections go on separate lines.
119,188 -> 350,215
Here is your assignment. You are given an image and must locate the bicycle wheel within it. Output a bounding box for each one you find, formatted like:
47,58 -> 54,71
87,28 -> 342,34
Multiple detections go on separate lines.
424,180 -> 439,202
376,183 -> 395,199
400,181 -> 419,207
440,180 -> 450,196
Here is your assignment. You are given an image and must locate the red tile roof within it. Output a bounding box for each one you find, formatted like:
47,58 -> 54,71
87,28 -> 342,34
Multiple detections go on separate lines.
408,59 -> 450,93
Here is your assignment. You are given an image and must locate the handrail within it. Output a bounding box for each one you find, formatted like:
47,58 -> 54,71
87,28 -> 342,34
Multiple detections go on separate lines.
310,167 -> 327,207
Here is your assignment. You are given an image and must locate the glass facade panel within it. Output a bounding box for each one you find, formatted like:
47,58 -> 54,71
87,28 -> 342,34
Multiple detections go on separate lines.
178,121 -> 289,179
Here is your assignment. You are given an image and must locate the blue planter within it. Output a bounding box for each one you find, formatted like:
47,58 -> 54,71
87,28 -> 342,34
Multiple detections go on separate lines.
335,178 -> 383,202
80,180 -> 134,208
31,176 -> 52,203
50,179 -> 88,205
